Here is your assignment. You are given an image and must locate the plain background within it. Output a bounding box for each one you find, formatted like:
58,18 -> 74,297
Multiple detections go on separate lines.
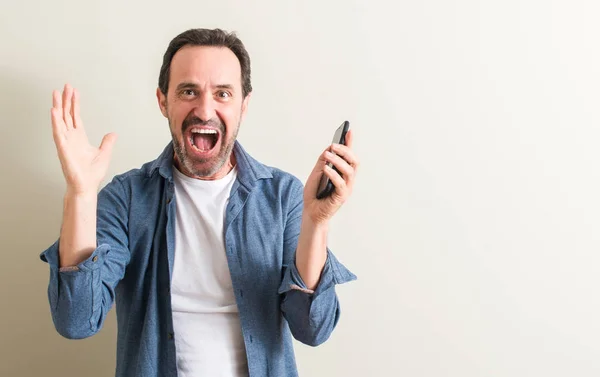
1,0 -> 599,376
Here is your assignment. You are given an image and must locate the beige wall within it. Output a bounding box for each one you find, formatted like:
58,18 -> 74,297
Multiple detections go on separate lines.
1,0 -> 599,376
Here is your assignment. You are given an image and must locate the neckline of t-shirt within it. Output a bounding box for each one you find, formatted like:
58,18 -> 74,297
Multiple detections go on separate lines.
173,164 -> 238,188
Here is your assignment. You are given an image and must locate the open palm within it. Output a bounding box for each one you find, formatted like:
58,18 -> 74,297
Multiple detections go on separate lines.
51,84 -> 117,195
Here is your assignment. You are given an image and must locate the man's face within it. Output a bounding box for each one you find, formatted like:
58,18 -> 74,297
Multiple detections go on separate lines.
157,45 -> 250,179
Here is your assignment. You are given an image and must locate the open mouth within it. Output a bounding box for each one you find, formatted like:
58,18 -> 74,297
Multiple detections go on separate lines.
189,128 -> 220,153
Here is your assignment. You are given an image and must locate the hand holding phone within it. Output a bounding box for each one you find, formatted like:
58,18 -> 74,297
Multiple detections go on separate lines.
316,121 -> 350,199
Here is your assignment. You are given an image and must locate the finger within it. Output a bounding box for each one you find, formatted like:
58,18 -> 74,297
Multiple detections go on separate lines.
72,88 -> 83,129
99,133 -> 118,155
324,150 -> 354,182
323,164 -> 346,194
51,107 -> 66,145
52,90 -> 68,134
52,89 -> 62,110
345,129 -> 354,149
331,142 -> 360,169
309,147 -> 330,176
62,84 -> 74,130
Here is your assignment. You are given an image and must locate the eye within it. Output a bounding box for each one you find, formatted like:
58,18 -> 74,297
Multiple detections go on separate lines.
180,89 -> 197,98
217,90 -> 231,99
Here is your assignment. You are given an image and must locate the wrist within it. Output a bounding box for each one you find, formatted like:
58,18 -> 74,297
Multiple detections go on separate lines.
65,187 -> 97,201
301,213 -> 329,234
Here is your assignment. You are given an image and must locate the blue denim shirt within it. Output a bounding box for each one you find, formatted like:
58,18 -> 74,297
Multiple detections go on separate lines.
40,141 -> 356,377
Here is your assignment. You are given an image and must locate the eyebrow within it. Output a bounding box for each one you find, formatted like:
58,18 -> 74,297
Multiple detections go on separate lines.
175,82 -> 197,91
175,82 -> 235,91
215,84 -> 234,91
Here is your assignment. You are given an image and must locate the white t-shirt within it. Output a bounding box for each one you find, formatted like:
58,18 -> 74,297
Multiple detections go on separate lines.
171,165 -> 249,377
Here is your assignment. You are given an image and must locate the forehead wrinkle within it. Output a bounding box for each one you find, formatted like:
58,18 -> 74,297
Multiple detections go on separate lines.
170,46 -> 242,93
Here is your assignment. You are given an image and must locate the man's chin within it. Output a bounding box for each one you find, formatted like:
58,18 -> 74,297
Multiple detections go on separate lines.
179,149 -> 231,178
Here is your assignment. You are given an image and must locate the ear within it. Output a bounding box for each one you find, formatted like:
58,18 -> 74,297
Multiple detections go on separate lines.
240,92 -> 252,121
156,87 -> 168,118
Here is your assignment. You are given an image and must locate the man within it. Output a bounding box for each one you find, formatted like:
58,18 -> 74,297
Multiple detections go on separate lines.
40,28 -> 358,377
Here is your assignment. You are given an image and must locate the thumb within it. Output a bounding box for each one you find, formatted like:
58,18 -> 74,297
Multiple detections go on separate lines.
99,132 -> 118,157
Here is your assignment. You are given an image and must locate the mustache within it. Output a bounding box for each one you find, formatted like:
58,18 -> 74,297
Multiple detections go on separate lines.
182,115 -> 225,134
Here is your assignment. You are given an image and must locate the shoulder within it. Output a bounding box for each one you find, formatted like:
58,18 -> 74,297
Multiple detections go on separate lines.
250,153 -> 305,195
268,166 -> 303,190
98,156 -> 163,201
235,141 -> 305,196
101,165 -> 149,192
252,163 -> 305,210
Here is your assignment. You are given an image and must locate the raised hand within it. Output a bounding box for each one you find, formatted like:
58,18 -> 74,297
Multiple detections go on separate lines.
51,84 -> 117,195
302,129 -> 359,225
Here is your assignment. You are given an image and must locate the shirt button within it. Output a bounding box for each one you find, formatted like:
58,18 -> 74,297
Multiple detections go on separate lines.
92,256 -> 98,262
168,332 -> 174,340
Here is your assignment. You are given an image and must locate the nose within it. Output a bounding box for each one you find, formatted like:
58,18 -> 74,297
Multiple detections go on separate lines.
192,92 -> 216,122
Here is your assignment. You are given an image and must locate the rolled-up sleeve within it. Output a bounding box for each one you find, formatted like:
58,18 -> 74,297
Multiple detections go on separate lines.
278,178 -> 357,347
39,176 -> 130,340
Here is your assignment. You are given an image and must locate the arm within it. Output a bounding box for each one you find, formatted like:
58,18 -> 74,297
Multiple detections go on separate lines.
294,216 -> 329,291
295,128 -> 360,290
50,83 -> 117,268
278,180 -> 356,346
58,190 -> 98,268
41,178 -> 130,339
279,129 -> 360,346
40,84 -> 123,339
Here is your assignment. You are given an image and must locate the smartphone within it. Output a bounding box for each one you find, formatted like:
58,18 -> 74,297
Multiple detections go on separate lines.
316,120 -> 350,199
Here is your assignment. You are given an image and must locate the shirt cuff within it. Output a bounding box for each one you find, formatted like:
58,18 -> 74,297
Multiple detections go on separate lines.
39,239 -> 110,273
278,248 -> 357,296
